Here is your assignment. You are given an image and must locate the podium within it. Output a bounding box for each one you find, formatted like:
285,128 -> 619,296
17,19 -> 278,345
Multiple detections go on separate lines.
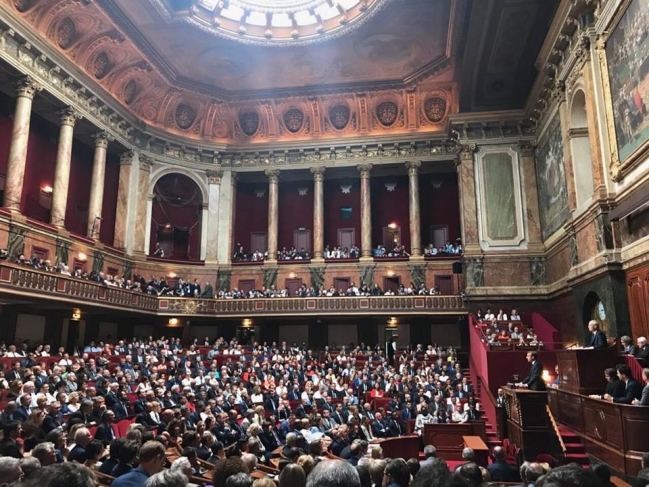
556,347 -> 618,395
502,386 -> 551,460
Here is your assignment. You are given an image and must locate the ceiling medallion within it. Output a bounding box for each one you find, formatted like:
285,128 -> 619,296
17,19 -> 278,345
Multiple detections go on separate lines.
239,111 -> 260,136
376,101 -> 398,127
284,109 -> 304,133
123,80 -> 137,105
329,105 -> 350,130
175,104 -> 197,130
14,0 -> 36,12
424,96 -> 447,123
175,0 -> 391,46
93,52 -> 110,79
56,18 -> 77,50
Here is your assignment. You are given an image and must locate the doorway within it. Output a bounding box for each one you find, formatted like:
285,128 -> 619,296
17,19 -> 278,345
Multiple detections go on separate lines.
285,278 -> 303,296
383,226 -> 401,250
293,230 -> 311,253
430,225 -> 449,249
333,277 -> 350,293
250,232 -> 268,253
383,276 -> 400,293
435,275 -> 453,295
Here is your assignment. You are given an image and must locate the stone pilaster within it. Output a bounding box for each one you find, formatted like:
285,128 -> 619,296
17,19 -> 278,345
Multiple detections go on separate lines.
358,163 -> 373,259
266,169 -> 280,262
217,171 -> 236,264
114,151 -> 136,251
406,160 -> 422,257
87,131 -> 111,238
4,76 -> 40,212
50,107 -> 81,227
205,168 -> 224,263
311,166 -> 326,261
133,156 -> 152,254
519,142 -> 544,251
457,144 -> 479,254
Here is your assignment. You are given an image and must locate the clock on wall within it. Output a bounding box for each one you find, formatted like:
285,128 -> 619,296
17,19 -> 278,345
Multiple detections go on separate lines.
597,301 -> 606,321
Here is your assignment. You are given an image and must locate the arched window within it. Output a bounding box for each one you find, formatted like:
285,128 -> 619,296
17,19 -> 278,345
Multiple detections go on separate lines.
569,90 -> 594,207
150,173 -> 203,260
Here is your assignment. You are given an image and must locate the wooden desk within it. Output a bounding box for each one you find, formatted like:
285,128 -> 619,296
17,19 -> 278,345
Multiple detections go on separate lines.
422,422 -> 486,460
502,386 -> 551,460
556,347 -> 618,395
548,387 -> 649,478
378,435 -> 420,460
463,435 -> 489,467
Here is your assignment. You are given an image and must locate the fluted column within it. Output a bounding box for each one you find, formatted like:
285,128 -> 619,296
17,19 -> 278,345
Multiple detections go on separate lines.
266,169 -> 280,261
4,76 -> 40,211
406,161 -> 422,257
87,131 -> 111,238
358,163 -> 373,259
50,107 -> 81,227
205,169 -> 224,263
311,166 -> 326,260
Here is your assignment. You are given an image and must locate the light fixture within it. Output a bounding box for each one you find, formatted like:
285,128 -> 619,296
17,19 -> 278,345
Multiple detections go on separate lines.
72,308 -> 82,320
388,222 -> 397,229
242,319 -> 252,327
388,317 -> 397,326
164,223 -> 172,229
288,272 -> 297,279
41,185 -> 53,194
542,369 -> 551,383
167,272 -> 177,278
168,318 -> 179,326
77,252 -> 87,261
387,270 -> 395,277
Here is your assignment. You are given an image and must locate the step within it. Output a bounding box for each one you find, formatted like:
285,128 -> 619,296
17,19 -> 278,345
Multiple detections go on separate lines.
564,453 -> 589,465
487,440 -> 502,448
565,444 -> 584,453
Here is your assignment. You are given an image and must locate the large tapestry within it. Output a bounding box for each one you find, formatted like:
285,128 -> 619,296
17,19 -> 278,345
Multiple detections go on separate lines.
606,0 -> 649,162
536,113 -> 569,241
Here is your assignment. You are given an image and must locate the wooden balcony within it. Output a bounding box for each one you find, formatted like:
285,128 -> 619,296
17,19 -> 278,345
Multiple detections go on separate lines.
0,262 -> 466,317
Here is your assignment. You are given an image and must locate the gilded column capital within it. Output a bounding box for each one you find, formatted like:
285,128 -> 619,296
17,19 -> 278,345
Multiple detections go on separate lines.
265,168 -> 281,183
14,75 -> 41,99
120,150 -> 135,166
92,130 -> 112,149
206,168 -> 224,184
57,107 -> 82,127
519,141 -> 536,157
310,166 -> 326,181
357,163 -> 373,178
405,160 -> 421,176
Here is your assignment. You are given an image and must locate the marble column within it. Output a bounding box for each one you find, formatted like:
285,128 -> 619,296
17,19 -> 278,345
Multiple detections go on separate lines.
5,77 -> 40,211
311,166 -> 326,260
519,142 -> 543,249
457,144 -> 480,253
205,169 -> 224,263
87,131 -> 110,238
406,161 -> 422,257
133,156 -> 152,254
50,107 -> 81,227
113,151 -> 138,252
266,169 -> 280,261
217,171 -> 236,264
358,163 -> 373,258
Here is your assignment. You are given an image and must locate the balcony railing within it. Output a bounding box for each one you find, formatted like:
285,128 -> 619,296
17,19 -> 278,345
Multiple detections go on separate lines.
0,262 -> 466,316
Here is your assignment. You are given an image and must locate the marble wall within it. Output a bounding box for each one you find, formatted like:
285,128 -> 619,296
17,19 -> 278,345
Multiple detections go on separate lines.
536,113 -> 570,241
483,152 -> 517,239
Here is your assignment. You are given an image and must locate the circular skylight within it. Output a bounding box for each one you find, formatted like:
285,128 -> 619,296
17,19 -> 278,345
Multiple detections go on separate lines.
190,0 -> 389,46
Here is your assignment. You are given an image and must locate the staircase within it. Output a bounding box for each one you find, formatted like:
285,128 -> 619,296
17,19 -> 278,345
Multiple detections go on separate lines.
557,425 -> 590,468
464,368 -> 502,451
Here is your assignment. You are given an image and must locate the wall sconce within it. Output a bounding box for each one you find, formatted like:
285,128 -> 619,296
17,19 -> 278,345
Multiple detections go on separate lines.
542,369 -> 551,383
388,317 -> 398,326
387,270 -> 395,277
41,185 -> 53,194
288,272 -> 297,279
71,308 -> 82,320
77,252 -> 87,261
164,223 -> 172,229
388,222 -> 397,229
242,319 -> 252,327
168,318 -> 179,326
167,272 -> 177,278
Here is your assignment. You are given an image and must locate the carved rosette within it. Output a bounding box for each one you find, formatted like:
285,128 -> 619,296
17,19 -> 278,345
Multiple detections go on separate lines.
423,96 -> 447,123
329,105 -> 350,130
239,110 -> 260,136
175,104 -> 197,130
376,101 -> 398,127
58,107 -> 81,127
283,108 -> 304,133
93,52 -> 111,79
14,76 -> 41,100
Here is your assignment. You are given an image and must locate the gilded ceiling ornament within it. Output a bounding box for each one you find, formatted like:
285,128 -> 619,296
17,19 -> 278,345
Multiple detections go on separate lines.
175,104 -> 197,130
123,80 -> 137,105
284,108 -> 304,133
239,111 -> 260,136
424,96 -> 447,123
376,101 -> 398,127
329,105 -> 350,130
93,52 -> 111,79
56,18 -> 77,50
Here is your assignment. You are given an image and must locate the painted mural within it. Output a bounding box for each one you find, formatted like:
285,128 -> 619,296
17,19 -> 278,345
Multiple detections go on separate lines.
606,0 -> 649,161
536,113 -> 569,240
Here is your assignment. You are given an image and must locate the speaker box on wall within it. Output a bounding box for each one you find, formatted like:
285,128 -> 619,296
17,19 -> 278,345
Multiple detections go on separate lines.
452,262 -> 463,274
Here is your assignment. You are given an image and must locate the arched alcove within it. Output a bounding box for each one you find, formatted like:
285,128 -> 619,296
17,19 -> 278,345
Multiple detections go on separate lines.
569,89 -> 595,207
149,173 -> 203,260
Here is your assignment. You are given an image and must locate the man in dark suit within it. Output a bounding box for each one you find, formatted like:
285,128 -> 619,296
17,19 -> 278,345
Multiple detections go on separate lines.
637,337 -> 649,366
95,410 -> 116,446
605,364 -> 642,404
587,320 -> 608,349
371,412 -> 389,438
633,368 -> 649,406
43,402 -> 62,433
0,421 -> 23,458
487,446 -> 520,482
200,282 -> 214,298
517,352 -> 546,391
259,422 -> 282,452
